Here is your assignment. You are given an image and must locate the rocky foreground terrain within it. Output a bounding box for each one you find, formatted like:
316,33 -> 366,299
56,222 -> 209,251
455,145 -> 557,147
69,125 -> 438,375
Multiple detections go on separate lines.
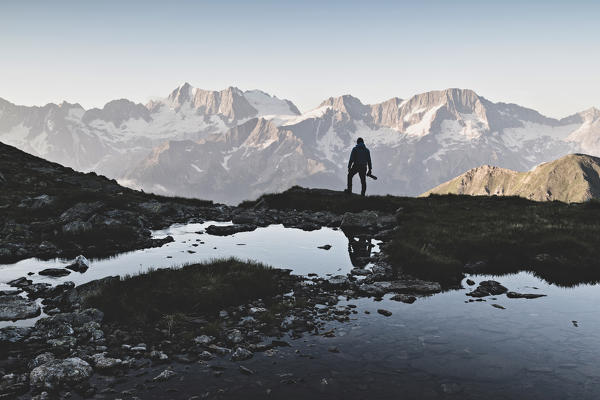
2,145 -> 600,398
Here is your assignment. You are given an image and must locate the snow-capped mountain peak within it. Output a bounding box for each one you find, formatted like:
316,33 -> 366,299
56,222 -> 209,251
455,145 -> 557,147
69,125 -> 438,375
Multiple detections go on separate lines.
0,85 -> 599,203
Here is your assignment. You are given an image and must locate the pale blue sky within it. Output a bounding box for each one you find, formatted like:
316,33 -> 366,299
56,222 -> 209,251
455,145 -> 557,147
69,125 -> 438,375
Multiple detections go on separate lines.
1,0 -> 598,117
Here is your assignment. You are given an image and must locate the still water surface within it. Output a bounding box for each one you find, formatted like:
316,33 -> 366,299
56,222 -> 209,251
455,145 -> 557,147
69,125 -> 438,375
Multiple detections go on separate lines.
1,222 -> 600,398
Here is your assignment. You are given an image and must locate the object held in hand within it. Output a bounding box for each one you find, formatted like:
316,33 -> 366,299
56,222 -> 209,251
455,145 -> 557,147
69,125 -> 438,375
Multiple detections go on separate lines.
367,172 -> 377,180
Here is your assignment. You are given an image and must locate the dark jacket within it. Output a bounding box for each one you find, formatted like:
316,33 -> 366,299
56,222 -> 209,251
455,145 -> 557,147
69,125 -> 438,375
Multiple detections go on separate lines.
348,143 -> 372,170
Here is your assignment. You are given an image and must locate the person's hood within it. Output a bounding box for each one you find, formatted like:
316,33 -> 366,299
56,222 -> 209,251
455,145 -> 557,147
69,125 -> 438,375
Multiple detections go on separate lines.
355,142 -> 366,149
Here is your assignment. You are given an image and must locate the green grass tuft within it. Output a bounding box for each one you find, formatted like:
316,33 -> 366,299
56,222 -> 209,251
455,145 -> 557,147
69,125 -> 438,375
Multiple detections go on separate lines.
84,258 -> 294,326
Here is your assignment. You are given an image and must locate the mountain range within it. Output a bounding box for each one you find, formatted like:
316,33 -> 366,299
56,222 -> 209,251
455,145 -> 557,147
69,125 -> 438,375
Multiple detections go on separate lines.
1,84 -> 599,203
421,154 -> 600,203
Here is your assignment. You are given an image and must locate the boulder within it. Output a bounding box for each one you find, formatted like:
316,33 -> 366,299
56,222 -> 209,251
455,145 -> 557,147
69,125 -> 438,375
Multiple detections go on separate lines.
341,211 -> 396,233
39,268 -> 71,277
205,224 -> 257,236
467,281 -> 508,297
22,283 -> 52,297
7,277 -> 33,288
0,295 -> 41,321
340,211 -> 379,232
351,268 -> 372,276
34,309 -> 103,339
29,357 -> 93,391
377,309 -> 393,316
66,255 -> 90,273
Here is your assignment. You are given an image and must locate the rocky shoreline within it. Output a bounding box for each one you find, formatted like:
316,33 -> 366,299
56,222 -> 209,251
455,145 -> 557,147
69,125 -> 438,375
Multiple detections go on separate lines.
0,196 -> 450,399
0,199 -> 555,399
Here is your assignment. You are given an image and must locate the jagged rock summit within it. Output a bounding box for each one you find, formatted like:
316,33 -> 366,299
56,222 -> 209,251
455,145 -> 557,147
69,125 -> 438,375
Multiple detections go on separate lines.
421,153 -> 600,203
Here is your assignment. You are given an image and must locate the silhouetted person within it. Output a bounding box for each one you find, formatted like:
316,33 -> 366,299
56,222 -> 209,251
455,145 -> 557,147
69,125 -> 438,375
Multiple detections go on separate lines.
345,137 -> 372,196
347,234 -> 374,268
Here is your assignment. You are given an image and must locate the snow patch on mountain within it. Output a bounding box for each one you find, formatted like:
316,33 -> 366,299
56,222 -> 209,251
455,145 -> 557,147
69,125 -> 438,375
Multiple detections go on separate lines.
405,105 -> 443,138
243,90 -> 299,117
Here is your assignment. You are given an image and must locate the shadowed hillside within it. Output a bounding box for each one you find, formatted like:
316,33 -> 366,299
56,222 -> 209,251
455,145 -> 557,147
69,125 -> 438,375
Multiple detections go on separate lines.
0,141 -> 223,262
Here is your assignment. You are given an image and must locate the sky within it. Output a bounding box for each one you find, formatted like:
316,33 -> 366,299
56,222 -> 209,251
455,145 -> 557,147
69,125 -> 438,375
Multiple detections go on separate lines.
1,0 -> 598,118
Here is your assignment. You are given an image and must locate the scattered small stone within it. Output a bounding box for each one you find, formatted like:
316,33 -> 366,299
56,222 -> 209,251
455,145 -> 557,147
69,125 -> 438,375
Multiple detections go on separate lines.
390,294 -> 417,304
239,365 -> 254,375
465,279 -> 475,286
317,245 -> 332,250
150,350 -> 169,362
491,304 -> 506,310
231,347 -> 253,361
327,346 -> 339,353
377,309 -> 392,317
350,268 -> 372,276
249,307 -> 267,315
153,369 -> 176,382
91,353 -> 122,370
227,329 -> 243,344
506,292 -> 546,299
194,335 -> 215,345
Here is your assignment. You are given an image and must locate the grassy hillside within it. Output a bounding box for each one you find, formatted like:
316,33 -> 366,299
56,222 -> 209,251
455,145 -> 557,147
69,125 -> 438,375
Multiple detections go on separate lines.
421,154 -> 600,203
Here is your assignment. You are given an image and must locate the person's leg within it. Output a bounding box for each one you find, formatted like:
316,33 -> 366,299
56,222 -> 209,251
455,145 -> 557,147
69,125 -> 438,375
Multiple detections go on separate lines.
359,166 -> 367,195
347,166 -> 358,192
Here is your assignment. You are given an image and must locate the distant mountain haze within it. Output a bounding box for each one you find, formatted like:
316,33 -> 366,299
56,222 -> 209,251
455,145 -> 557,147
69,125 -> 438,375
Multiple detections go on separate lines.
421,154 -> 600,203
1,84 -> 599,203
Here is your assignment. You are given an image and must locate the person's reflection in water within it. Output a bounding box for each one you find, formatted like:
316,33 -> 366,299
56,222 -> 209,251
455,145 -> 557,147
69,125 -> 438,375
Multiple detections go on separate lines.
346,233 -> 374,268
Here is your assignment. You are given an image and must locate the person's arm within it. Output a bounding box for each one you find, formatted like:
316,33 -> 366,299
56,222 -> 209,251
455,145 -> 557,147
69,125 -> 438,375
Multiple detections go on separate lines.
367,149 -> 372,172
348,148 -> 356,169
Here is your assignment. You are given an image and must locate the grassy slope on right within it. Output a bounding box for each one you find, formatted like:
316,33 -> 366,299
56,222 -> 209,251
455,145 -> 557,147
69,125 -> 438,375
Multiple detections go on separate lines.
421,154 -> 600,203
